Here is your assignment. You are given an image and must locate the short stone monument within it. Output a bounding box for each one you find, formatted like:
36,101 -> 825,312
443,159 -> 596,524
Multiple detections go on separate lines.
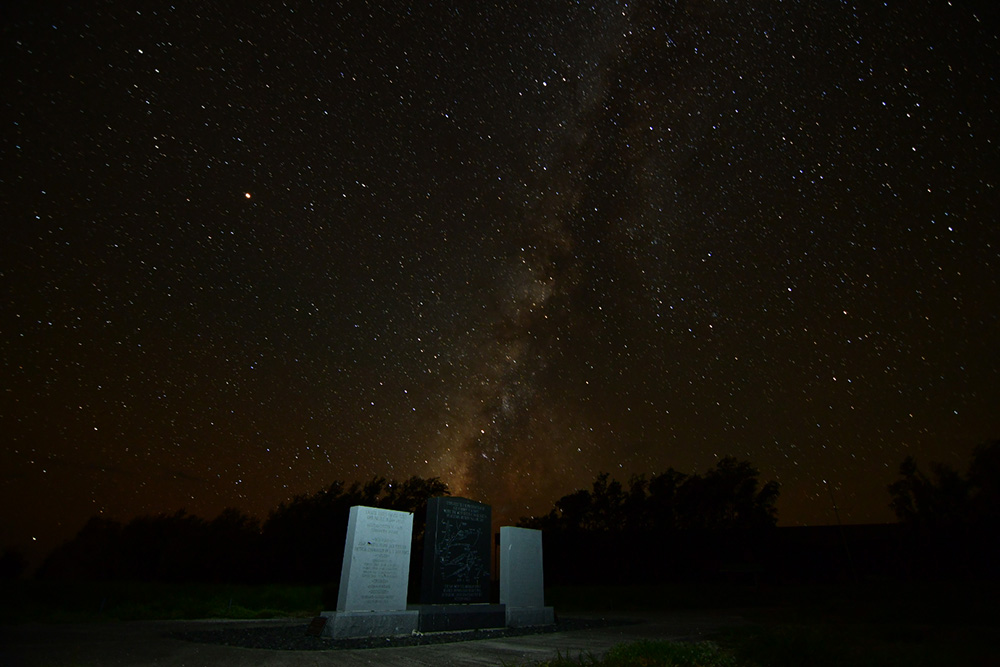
320,505 -> 419,639
500,526 -> 554,626
416,496 -> 505,631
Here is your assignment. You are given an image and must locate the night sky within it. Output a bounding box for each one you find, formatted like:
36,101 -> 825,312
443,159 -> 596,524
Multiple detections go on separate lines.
3,0 -> 998,566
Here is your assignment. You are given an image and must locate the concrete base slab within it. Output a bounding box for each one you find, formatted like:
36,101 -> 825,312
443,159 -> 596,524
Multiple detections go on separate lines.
319,609 -> 419,639
409,603 -> 506,632
506,606 -> 555,627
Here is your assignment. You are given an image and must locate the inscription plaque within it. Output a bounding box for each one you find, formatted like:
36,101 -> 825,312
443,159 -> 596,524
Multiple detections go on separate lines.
337,505 -> 414,612
420,496 -> 491,604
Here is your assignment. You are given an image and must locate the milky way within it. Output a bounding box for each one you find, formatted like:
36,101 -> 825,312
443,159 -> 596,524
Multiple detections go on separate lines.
2,0 -> 998,565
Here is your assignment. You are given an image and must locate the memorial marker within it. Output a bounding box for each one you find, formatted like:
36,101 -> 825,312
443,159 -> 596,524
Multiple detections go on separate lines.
417,496 -> 505,631
421,496 -> 492,604
500,526 -> 554,627
320,505 -> 419,638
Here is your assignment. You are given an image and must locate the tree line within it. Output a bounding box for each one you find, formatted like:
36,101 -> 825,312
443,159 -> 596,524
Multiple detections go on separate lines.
887,439 -> 999,531
517,457 -> 781,585
21,443 -> 997,584
37,476 -> 448,584
520,456 -> 780,535
884,439 -> 1000,578
33,458 -> 780,585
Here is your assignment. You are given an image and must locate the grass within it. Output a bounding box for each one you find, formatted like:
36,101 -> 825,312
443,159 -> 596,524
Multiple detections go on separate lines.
710,579 -> 1000,667
0,580 -> 324,623
518,625 -> 998,667
515,640 -> 744,667
716,618 -> 996,667
542,580 -> 999,667
593,640 -> 742,666
545,582 -> 771,613
4,578 -> 997,666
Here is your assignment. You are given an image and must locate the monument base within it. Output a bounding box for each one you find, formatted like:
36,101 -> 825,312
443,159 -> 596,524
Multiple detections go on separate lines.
319,609 -> 419,639
409,603 -> 507,632
506,606 -> 555,627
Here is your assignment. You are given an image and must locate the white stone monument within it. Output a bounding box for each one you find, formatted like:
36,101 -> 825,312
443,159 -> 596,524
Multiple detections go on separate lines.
320,505 -> 419,638
499,526 -> 554,627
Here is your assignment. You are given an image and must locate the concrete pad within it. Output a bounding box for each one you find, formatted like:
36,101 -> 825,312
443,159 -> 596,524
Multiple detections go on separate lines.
411,603 -> 506,632
320,609 -> 419,639
506,606 -> 555,628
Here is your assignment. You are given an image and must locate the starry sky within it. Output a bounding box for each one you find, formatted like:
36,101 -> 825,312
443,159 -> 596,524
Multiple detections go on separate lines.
3,0 -> 998,566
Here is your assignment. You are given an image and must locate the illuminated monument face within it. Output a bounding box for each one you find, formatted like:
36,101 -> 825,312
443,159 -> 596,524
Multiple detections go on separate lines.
420,496 -> 492,604
500,525 -> 554,627
336,505 -> 414,612
320,505 -> 419,639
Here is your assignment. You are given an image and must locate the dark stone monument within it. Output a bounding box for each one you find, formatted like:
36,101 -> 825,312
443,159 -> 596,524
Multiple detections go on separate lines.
415,496 -> 505,631
421,496 -> 491,603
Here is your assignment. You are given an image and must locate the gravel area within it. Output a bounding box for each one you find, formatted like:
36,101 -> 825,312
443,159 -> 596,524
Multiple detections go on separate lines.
171,616 -> 636,651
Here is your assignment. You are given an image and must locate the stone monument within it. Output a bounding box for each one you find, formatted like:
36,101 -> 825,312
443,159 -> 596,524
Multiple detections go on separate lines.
320,505 -> 419,638
500,526 -> 554,627
416,496 -> 505,631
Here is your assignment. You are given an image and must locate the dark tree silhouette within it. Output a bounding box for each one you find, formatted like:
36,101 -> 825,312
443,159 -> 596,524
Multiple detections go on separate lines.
205,508 -> 263,582
675,457 -> 781,531
888,456 -> 970,528
381,475 -> 451,514
887,440 -> 1000,579
523,457 -> 779,535
550,489 -> 591,531
966,439 -> 1000,529
37,475 -> 448,583
118,510 -> 209,581
37,516 -> 123,580
646,467 -> 688,531
519,458 -> 779,584
261,475 -> 448,583
588,473 -> 625,533
888,440 -> 1000,530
